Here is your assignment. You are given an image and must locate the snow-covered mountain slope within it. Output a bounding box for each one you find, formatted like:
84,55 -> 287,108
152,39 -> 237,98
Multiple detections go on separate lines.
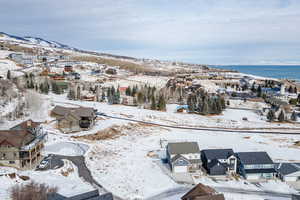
0,32 -> 76,50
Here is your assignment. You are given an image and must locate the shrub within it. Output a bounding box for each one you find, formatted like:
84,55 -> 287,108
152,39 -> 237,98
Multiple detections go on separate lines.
10,181 -> 58,200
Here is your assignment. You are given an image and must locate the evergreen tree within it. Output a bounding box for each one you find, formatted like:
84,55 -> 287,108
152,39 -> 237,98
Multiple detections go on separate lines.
291,111 -> 298,122
157,95 -> 166,111
101,90 -> 106,102
220,97 -> 226,110
132,85 -> 138,97
267,109 -> 275,122
226,100 -> 230,106
257,85 -> 262,97
125,86 -> 131,96
67,88 -> 75,99
137,92 -> 144,105
278,110 -> 285,122
150,95 -> 156,110
7,70 -> 11,80
114,88 -> 120,104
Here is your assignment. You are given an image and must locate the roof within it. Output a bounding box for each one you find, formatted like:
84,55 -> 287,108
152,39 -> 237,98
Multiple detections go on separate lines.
207,158 -> 227,169
52,106 -> 75,116
236,152 -> 274,165
48,191 -> 113,200
52,106 -> 95,118
181,183 -> 225,200
168,142 -> 200,155
275,163 -> 300,176
10,119 -> 41,131
202,149 -> 234,160
0,130 -> 35,148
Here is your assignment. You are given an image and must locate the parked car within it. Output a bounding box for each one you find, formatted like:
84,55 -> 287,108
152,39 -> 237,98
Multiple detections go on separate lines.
38,160 -> 49,169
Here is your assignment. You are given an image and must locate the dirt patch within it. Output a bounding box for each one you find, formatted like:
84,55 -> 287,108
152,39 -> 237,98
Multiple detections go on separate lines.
243,136 -> 251,139
18,175 -> 30,181
294,141 -> 300,146
73,122 -> 159,141
61,167 -> 74,177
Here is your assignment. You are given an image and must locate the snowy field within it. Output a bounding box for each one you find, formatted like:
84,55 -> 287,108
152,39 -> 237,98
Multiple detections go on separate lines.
42,94 -> 300,199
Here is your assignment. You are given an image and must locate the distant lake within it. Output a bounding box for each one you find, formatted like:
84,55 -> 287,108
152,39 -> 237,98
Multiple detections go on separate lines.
214,65 -> 300,81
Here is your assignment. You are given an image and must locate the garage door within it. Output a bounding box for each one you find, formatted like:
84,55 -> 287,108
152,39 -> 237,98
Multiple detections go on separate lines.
246,174 -> 261,180
284,176 -> 298,182
173,166 -> 188,173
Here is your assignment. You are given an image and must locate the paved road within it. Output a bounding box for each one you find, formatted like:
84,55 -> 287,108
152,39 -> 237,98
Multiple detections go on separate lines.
51,154 -> 123,200
99,114 -> 300,135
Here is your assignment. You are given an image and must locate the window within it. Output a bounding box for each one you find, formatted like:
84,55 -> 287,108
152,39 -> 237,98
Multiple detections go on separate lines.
9,161 -> 15,164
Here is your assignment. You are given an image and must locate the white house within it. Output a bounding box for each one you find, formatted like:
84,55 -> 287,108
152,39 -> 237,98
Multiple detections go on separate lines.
166,142 -> 201,173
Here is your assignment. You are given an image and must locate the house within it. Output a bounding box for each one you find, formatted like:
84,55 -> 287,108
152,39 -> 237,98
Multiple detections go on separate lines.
48,190 -> 113,200
166,142 -> 201,173
181,183 -> 225,200
176,105 -> 189,113
121,95 -> 137,106
275,163 -> 300,182
51,106 -> 96,133
0,119 -> 46,169
64,65 -> 73,72
201,149 -> 237,176
292,194 -> 300,200
236,151 -> 276,180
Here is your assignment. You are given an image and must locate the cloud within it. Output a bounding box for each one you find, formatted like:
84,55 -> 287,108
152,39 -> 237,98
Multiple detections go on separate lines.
0,0 -> 300,64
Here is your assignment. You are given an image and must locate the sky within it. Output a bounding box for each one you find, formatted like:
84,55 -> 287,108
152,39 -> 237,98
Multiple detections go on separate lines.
1,0 -> 300,65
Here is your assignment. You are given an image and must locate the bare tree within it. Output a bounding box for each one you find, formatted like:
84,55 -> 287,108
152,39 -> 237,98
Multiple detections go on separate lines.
10,181 -> 58,200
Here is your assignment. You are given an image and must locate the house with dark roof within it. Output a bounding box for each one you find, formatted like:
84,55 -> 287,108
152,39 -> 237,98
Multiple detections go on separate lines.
166,142 -> 201,173
275,163 -> 300,182
51,106 -> 96,133
201,149 -> 237,176
0,119 -> 46,169
181,183 -> 225,200
48,190 -> 113,200
236,152 -> 276,180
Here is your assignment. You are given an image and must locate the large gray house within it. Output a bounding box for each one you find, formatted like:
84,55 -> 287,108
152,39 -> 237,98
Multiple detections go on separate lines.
236,151 -> 276,180
166,142 -> 201,173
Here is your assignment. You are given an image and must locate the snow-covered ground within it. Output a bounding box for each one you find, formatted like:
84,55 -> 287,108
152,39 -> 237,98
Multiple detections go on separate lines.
36,94 -> 300,199
0,160 -> 94,200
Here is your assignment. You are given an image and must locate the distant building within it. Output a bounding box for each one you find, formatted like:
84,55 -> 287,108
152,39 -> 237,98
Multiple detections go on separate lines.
166,142 -> 201,173
0,119 -> 46,169
236,151 -> 276,180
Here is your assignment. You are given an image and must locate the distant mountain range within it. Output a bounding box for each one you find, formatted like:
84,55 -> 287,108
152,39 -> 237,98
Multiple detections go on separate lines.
0,32 -> 76,50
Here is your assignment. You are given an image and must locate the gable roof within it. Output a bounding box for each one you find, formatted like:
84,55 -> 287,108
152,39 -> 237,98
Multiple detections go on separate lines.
202,149 -> 234,160
52,105 -> 75,116
207,158 -> 227,169
171,154 -> 189,163
275,163 -> 300,176
236,152 -> 274,165
181,183 -> 225,200
52,106 -> 95,118
168,142 -> 200,155
48,191 -> 113,200
0,130 -> 35,148
10,119 -> 41,131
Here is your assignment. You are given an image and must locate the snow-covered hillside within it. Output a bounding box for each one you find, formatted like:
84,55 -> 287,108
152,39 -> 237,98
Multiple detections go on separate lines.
0,32 -> 76,50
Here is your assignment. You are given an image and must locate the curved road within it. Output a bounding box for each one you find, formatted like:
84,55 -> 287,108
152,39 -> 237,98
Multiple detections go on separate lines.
51,154 -> 123,200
